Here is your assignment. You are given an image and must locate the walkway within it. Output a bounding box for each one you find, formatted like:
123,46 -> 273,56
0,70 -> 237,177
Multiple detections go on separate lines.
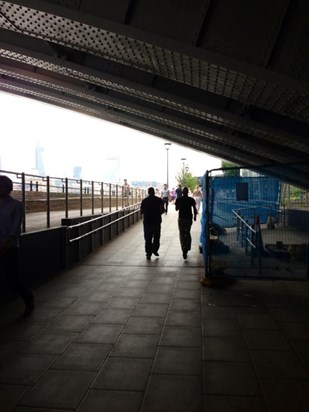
0,209 -> 309,411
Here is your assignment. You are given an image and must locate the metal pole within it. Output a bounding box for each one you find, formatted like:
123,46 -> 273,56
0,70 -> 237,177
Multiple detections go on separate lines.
46,176 -> 50,228
181,157 -> 186,183
91,181 -> 94,215
205,170 -> 211,278
306,243 -> 309,279
164,143 -> 171,186
21,173 -> 26,233
65,178 -> 68,218
80,179 -> 83,216
101,182 -> 104,213
166,148 -> 169,187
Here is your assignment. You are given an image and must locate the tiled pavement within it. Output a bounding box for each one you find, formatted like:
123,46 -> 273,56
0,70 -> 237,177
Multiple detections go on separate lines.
0,209 -> 309,411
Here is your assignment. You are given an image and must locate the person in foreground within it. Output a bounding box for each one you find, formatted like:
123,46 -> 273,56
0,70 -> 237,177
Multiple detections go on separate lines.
175,186 -> 197,259
0,175 -> 34,316
141,187 -> 164,260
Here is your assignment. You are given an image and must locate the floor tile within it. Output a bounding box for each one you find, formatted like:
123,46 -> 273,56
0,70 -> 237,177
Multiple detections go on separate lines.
260,378 -> 309,412
1,322 -> 45,342
146,284 -> 174,294
124,316 -> 164,334
237,313 -> 279,329
110,334 -> 159,358
176,280 -> 201,290
92,357 -> 152,390
169,299 -> 201,312
243,329 -> 290,350
21,332 -> 77,354
250,350 -> 308,379
291,340 -> 309,362
202,306 -> 236,320
172,288 -> 201,299
125,280 -> 150,289
152,346 -> 202,375
105,297 -> 139,309
204,292 -> 231,307
77,389 -> 143,412
0,341 -> 28,364
63,300 -> 104,315
204,361 -> 261,395
2,212 -> 309,412
160,326 -> 202,347
75,323 -> 123,344
0,384 -> 28,411
52,343 -> 111,370
165,310 -> 201,327
202,319 -> 242,337
203,336 -> 250,361
140,293 -> 172,304
204,394 -> 267,412
279,321 -> 309,340
12,407 -> 70,412
114,287 -> 146,298
132,303 -> 169,318
229,293 -> 258,307
0,354 -> 57,385
82,291 -> 112,302
92,308 -> 132,324
141,374 -> 203,412
18,307 -> 65,323
19,369 -> 95,409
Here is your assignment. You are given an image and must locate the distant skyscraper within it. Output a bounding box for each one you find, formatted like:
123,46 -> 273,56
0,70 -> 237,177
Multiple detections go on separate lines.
73,166 -> 82,179
35,144 -> 45,176
104,157 -> 120,183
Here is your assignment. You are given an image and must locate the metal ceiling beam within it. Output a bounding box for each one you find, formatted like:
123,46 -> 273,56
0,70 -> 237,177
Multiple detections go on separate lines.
0,0 -> 308,189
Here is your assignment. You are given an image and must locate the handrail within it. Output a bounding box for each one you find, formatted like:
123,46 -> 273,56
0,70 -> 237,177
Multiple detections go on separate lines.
233,209 -> 263,275
233,209 -> 255,234
67,205 -> 140,243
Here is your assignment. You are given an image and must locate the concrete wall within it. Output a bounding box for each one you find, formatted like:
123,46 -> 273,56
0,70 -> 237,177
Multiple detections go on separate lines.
0,208 -> 142,302
0,226 -> 66,301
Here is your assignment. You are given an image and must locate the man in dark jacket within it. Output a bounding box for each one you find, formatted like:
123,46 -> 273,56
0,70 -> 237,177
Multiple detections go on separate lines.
175,186 -> 197,259
141,187 -> 164,260
0,175 -> 34,315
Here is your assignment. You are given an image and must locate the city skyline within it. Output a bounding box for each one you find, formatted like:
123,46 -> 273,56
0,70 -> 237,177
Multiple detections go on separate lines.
0,91 -> 222,186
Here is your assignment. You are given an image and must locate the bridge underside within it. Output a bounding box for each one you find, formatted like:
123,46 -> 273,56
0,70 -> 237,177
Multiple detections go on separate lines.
0,0 -> 308,188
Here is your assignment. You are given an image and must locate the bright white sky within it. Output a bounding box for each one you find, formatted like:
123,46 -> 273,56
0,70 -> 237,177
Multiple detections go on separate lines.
0,91 -> 222,187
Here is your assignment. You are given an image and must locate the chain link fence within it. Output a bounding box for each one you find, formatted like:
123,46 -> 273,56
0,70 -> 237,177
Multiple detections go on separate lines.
201,166 -> 309,280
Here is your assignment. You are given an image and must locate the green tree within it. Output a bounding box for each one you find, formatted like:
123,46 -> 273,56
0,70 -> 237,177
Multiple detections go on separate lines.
221,161 -> 240,176
175,164 -> 198,192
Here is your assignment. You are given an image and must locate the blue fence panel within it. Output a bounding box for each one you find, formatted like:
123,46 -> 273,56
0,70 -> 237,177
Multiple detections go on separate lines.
209,176 -> 280,228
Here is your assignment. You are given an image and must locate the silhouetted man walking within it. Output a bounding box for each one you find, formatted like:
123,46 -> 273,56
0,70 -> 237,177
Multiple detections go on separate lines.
175,186 -> 197,259
141,187 -> 164,260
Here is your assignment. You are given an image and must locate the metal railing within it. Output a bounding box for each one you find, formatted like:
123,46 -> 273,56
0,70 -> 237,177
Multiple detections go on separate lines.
67,205 -> 140,244
65,204 -> 141,265
0,169 -> 146,231
233,209 -> 262,275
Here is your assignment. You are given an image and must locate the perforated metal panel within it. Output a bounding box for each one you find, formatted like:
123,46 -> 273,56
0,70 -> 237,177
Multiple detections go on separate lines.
0,0 -> 308,188
1,1 -> 308,121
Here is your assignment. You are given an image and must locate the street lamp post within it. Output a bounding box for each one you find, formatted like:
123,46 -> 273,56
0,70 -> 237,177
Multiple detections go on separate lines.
164,143 -> 171,187
181,158 -> 187,181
